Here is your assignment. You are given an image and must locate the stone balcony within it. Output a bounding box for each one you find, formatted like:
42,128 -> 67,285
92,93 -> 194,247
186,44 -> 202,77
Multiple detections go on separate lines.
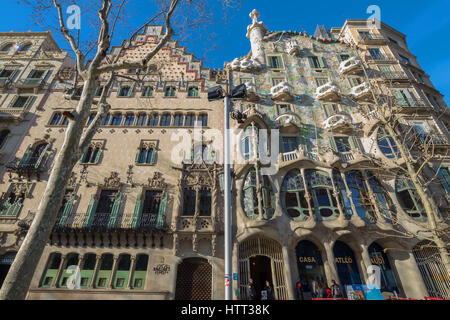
322,112 -> 354,134
359,34 -> 387,45
15,78 -> 45,93
270,81 -> 295,102
244,82 -> 259,102
278,148 -> 319,168
286,40 -> 300,56
228,57 -> 262,73
394,99 -> 430,114
315,82 -> 341,102
0,107 -> 28,122
350,82 -> 373,102
176,216 -> 215,233
338,57 -> 363,75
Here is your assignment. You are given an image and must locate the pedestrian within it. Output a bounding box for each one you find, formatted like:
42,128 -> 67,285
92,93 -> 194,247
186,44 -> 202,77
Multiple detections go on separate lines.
330,280 -> 343,298
325,283 -> 332,298
263,280 -> 275,300
311,278 -> 319,298
247,278 -> 257,300
296,279 -> 304,300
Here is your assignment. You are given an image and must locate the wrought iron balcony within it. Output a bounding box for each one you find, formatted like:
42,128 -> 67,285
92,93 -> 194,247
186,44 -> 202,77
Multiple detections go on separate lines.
0,199 -> 23,218
53,212 -> 169,232
0,77 -> 11,87
381,71 -> 410,81
6,154 -> 48,176
395,99 -> 429,110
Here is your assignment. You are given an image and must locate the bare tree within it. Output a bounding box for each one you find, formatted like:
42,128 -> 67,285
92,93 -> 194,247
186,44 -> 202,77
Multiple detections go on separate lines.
0,0 -> 237,300
352,46 -> 450,276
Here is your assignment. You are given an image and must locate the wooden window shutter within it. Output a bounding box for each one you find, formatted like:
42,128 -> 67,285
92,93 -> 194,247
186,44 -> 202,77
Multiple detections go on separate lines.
83,195 -> 98,228
79,151 -> 88,163
156,191 -> 168,229
319,57 -> 326,68
329,136 -> 338,152
308,57 -> 315,68
24,96 -> 37,110
135,149 -> 141,164
34,144 -> 50,168
131,193 -> 143,228
58,194 -> 76,227
19,145 -> 33,167
349,136 -> 363,151
116,83 -> 122,97
108,192 -> 123,229
149,148 -> 156,165
94,148 -> 102,164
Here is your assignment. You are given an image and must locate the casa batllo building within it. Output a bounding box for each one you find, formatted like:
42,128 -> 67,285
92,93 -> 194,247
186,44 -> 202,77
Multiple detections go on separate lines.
228,10 -> 449,300
0,26 -> 226,300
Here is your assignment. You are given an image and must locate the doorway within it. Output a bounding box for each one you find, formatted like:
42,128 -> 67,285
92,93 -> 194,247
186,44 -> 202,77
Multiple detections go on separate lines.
175,258 -> 212,300
0,252 -> 16,289
250,255 -> 273,300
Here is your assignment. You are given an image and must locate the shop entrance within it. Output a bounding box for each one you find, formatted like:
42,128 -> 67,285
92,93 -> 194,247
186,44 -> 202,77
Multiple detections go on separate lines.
296,240 -> 327,299
249,255 -> 273,300
333,241 -> 362,291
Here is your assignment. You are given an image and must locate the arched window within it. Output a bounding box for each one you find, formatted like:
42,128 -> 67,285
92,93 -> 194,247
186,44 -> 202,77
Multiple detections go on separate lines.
30,143 -> 48,166
95,253 -> 114,288
118,85 -> 132,97
1,43 -> 13,52
50,112 -> 62,125
174,114 -> 184,126
0,129 -> 10,149
80,253 -> 96,288
242,168 -> 275,220
160,114 -> 172,127
80,146 -> 101,164
137,147 -> 156,165
184,114 -> 195,127
188,86 -> 198,97
148,114 -> 159,127
124,114 -> 135,126
132,254 -> 148,289
305,170 -> 339,221
281,169 -> 310,221
165,86 -> 176,97
87,113 -> 96,125
59,253 -> 79,288
136,114 -> 147,126
332,170 -> 352,219
241,125 -> 259,160
367,172 -> 396,222
102,113 -> 111,126
61,116 -> 69,126
111,114 -> 123,126
114,254 -> 131,289
377,127 -> 400,159
142,86 -> 153,97
345,171 -> 376,223
395,175 -> 427,221
199,114 -> 208,127
19,43 -> 32,52
40,252 -> 61,288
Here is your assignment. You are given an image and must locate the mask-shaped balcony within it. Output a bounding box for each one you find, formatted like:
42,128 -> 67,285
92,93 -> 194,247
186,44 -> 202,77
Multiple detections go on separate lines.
350,82 -> 373,102
315,82 -> 341,102
286,40 -> 300,56
228,57 -> 262,73
338,57 -> 363,75
322,112 -> 354,134
275,112 -> 302,134
244,82 -> 260,102
270,81 -> 295,102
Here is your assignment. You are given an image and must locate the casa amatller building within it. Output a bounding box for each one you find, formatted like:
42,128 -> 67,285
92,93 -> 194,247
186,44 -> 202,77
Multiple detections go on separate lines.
0,10 -> 449,300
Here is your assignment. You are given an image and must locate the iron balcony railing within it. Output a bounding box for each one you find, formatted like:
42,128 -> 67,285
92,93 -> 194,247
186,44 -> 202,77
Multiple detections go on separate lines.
381,71 -> 410,80
395,99 -> 428,108
53,211 -> 169,232
416,134 -> 449,146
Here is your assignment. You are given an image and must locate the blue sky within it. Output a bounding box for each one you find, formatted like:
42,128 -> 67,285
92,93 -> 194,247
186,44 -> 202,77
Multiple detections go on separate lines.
2,0 -> 449,99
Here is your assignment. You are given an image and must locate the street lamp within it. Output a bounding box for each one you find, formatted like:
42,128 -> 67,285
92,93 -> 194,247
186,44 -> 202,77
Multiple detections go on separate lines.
208,71 -> 247,300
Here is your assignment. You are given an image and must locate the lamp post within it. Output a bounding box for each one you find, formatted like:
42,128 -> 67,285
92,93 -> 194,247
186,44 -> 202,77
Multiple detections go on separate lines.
208,70 -> 247,300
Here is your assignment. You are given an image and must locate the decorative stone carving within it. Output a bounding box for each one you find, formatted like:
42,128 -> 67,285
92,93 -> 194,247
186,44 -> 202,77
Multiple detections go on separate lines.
315,81 -> 341,102
101,172 -> 121,188
228,58 -> 262,72
286,40 -> 300,56
153,264 -> 171,275
270,81 -> 295,102
147,172 -> 167,190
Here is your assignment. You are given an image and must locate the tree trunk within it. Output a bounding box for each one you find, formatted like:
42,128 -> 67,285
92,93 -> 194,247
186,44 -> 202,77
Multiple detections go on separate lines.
385,124 -> 450,276
0,79 -> 98,300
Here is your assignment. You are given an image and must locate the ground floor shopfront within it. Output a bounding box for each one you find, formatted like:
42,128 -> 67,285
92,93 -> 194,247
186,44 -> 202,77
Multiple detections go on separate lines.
232,231 -> 450,300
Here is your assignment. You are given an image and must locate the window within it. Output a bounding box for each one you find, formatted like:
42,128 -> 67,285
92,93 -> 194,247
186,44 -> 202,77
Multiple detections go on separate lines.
174,114 -> 184,126
388,37 -> 399,46
165,86 -> 176,97
198,114 -> 208,127
345,171 -> 376,222
282,137 -> 297,153
50,112 -> 62,125
111,114 -> 123,126
368,48 -> 384,61
86,113 -> 96,126
338,54 -> 350,62
132,254 -> 148,289
240,78 -> 252,84
315,78 -> 328,87
148,114 -> 159,127
333,170 -> 352,219
306,170 -> 339,220
101,113 -> 111,126
12,96 -> 35,109
368,173 -> 396,221
0,69 -> 15,78
61,116 -> 69,126
272,78 -> 285,86
358,30 -> 371,39
334,137 -> 351,153
142,190 -> 163,215
240,125 -> 259,160
27,69 -> 45,79
377,127 -> 400,159
136,146 -> 156,165
136,114 -> 147,126
182,189 -> 196,216
96,190 -> 118,214
95,254 -> 114,288
142,86 -> 153,97
348,77 -> 362,87
19,143 -> 48,169
118,85 -> 132,97
0,189 -> 25,217
399,54 -> 410,64
124,114 -> 135,126
184,114 -> 195,127
0,129 -> 10,149
114,254 -> 131,289
80,146 -> 102,164
277,104 -> 291,115
393,89 -> 417,106
160,114 -> 171,126
59,253 -> 79,288
396,175 -> 427,221
95,86 -> 104,97
242,168 -> 275,220
268,56 -> 283,69
379,65 -> 393,78
40,253 -> 62,288
1,43 -> 13,52
188,87 -> 199,97
199,189 -> 212,216
281,169 -> 310,221
308,56 -> 326,69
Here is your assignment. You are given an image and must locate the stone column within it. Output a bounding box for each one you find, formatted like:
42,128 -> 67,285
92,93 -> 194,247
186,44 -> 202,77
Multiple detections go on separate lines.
323,241 -> 340,285
360,244 -> 373,284
109,255 -> 120,289
127,256 -> 137,289
282,243 -> 295,300
89,254 -> 102,289
53,254 -> 66,288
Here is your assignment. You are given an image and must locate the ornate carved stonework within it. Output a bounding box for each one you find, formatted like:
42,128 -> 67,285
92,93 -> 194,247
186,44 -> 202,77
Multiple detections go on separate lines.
100,172 -> 122,188
147,172 -> 167,190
